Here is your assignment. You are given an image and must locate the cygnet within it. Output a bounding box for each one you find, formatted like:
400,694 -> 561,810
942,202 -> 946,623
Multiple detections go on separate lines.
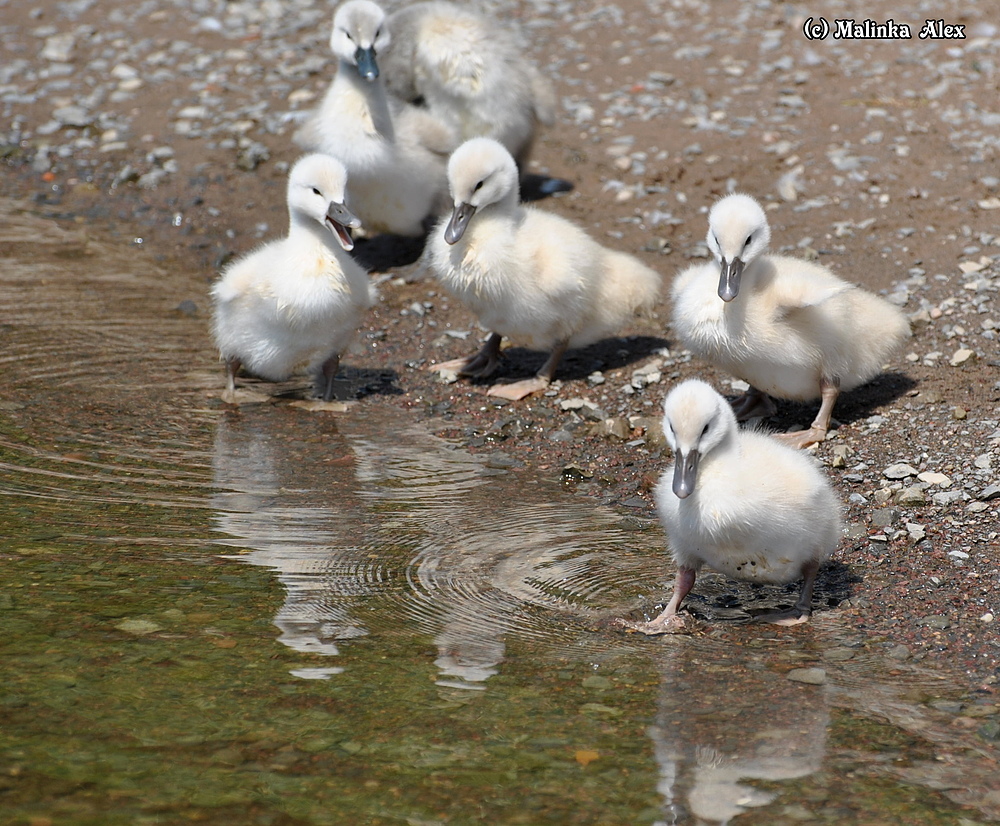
381,1 -> 556,168
293,0 -> 454,237
427,137 -> 662,400
672,193 -> 910,447
210,154 -> 376,401
621,379 -> 842,635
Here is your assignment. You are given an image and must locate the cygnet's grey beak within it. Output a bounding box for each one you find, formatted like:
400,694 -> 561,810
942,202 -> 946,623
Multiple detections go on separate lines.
671,448 -> 700,499
355,46 -> 379,81
444,202 -> 476,245
718,256 -> 744,302
325,200 -> 361,251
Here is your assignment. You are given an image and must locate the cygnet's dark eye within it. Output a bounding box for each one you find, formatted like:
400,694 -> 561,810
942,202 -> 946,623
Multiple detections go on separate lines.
744,234 -> 752,248
312,187 -> 322,196
343,29 -> 353,42
701,422 -> 710,437
473,180 -> 484,192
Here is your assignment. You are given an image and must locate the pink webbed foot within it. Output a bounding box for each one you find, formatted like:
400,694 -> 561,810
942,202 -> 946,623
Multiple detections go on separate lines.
486,376 -> 550,401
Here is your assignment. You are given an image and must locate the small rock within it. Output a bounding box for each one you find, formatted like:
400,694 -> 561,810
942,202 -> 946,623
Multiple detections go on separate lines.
949,348 -> 976,366
978,484 -> 1000,501
979,720 -> 1000,742
53,105 -> 92,127
236,141 -> 270,171
599,417 -> 632,441
822,647 -> 856,662
932,490 -> 965,506
41,33 -> 76,62
843,523 -> 867,540
870,507 -> 899,528
917,471 -> 951,487
830,444 -> 852,468
884,462 -> 918,479
896,486 -> 927,506
905,522 -> 926,541
115,619 -> 163,635
886,644 -> 912,661
915,615 -> 952,630
560,397 -> 589,411
786,667 -> 826,685
872,488 -> 894,506
952,406 -> 967,421
561,464 -> 594,481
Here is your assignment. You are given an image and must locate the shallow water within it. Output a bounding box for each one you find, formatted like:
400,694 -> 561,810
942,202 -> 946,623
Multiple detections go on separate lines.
2,199 -> 998,825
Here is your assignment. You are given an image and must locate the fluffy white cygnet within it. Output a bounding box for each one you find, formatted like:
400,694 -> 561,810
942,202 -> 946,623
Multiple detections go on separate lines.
622,379 -> 842,635
293,0 -> 454,237
427,137 -> 662,400
672,193 -> 911,447
381,1 -> 556,167
210,154 -> 376,401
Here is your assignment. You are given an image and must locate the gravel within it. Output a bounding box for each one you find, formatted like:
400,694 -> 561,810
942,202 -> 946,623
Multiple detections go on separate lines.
0,0 -> 997,692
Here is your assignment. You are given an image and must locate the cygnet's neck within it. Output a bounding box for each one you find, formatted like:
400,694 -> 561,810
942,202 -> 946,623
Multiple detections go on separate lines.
336,59 -> 395,139
289,209 -> 345,256
477,189 -> 522,224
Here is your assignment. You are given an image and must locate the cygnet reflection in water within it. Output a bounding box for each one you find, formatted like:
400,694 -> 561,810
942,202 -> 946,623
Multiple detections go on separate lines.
211,413 -> 378,657
210,409 -> 654,687
648,638 -> 829,825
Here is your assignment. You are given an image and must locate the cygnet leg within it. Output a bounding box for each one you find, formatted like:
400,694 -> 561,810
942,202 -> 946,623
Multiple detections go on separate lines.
731,386 -> 777,421
430,332 -> 503,378
616,567 -> 696,636
224,357 -> 242,394
487,339 -> 569,401
318,353 -> 341,402
755,558 -> 820,626
776,375 -> 840,449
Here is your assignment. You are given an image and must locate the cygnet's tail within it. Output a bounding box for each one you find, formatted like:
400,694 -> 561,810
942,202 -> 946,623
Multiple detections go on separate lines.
599,249 -> 663,319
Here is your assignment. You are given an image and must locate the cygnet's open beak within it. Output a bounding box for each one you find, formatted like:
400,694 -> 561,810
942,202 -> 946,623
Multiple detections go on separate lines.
718,256 -> 744,302
444,202 -> 476,245
325,200 -> 361,251
671,448 -> 700,499
354,46 -> 379,81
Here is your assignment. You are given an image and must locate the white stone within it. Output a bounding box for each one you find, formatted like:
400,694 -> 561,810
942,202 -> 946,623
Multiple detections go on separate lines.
949,348 -> 976,366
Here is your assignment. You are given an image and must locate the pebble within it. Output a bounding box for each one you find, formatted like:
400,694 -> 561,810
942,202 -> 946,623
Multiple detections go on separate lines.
886,644 -> 912,661
906,522 -> 927,541
915,616 -> 952,630
884,463 -> 918,480
53,105 -> 92,127
786,667 -> 827,686
979,484 -> 1000,501
562,464 -> 594,481
115,618 -> 163,635
949,348 -> 976,366
896,486 -> 927,506
597,417 -> 632,441
932,490 -> 965,506
870,508 -> 899,528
